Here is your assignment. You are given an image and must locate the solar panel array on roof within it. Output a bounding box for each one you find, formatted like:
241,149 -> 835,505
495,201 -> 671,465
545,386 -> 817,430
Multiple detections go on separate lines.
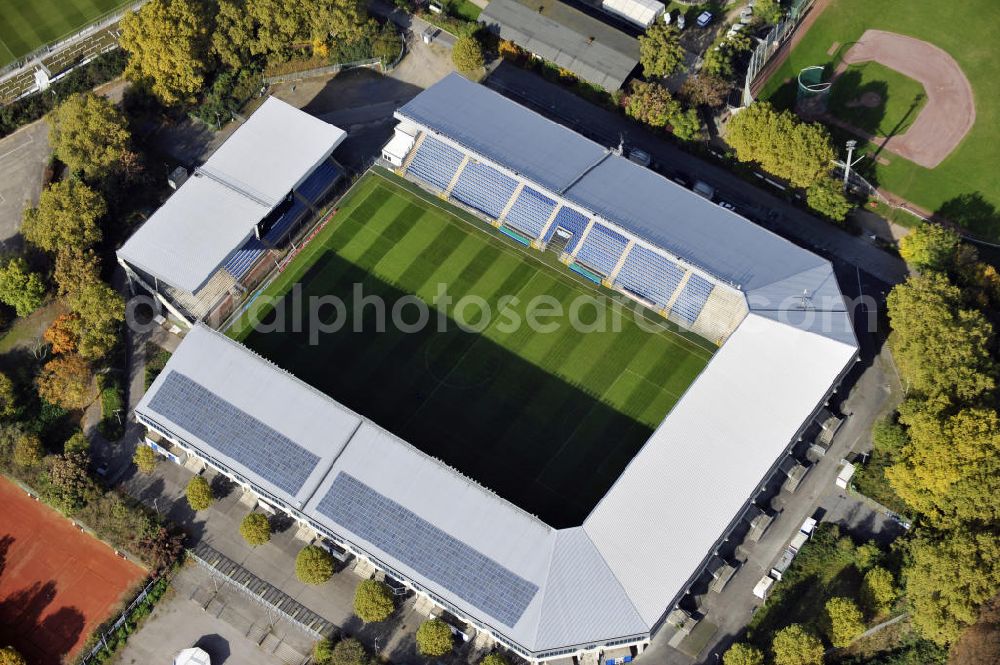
317,472 -> 540,627
149,371 -> 321,496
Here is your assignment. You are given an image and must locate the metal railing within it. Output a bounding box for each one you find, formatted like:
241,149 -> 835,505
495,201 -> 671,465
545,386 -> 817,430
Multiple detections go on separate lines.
741,0 -> 816,106
79,575 -> 163,664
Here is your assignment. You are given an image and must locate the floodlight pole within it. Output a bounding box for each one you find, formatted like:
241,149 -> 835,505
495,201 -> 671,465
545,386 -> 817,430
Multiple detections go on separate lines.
843,140 -> 857,192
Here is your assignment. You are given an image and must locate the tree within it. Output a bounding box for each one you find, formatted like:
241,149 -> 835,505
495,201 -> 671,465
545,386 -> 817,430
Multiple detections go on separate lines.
480,653 -> 510,665
702,32 -> 753,80
22,179 -> 106,253
313,638 -> 334,665
0,371 -> 16,419
853,542 -> 882,571
54,249 -> 100,298
824,597 -> 865,647
681,73 -> 731,108
47,450 -> 94,514
44,313 -> 80,355
639,23 -> 685,78
416,619 -> 454,656
754,0 -> 783,25
240,512 -> 271,546
887,272 -> 996,402
185,475 -> 213,510
899,223 -> 961,272
0,257 -> 46,317
330,637 -> 368,665
669,107 -> 702,141
120,0 -> 212,105
904,529 -> 1000,645
67,281 -> 125,360
64,431 -> 90,455
0,647 -> 27,665
353,578 -> 394,622
624,80 -> 680,129
49,93 -> 131,180
807,177 -> 853,222
13,432 -> 43,468
726,102 -> 836,188
771,624 -> 824,665
861,566 -> 897,616
133,444 -> 158,474
37,354 -> 93,409
296,545 -> 334,584
723,643 -> 765,665
452,35 -> 485,74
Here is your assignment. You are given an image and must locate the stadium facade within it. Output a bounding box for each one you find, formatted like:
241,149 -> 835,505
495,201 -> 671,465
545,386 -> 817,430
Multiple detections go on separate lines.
134,75 -> 859,663
117,97 -> 347,325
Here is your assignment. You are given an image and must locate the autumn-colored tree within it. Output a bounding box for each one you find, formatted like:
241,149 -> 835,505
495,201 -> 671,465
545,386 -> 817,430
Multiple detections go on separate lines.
452,35 -> 485,73
904,529 -> 1000,645
22,179 -> 106,253
54,249 -> 100,297
37,354 -> 94,410
726,102 -> 836,188
295,545 -> 334,584
0,647 -> 27,665
480,653 -> 510,665
67,281 -> 125,360
120,0 -> 212,105
624,80 -> 681,128
44,313 -> 80,355
239,512 -> 271,546
887,272 -> 996,402
0,371 -> 16,419
47,450 -> 95,514
416,619 -> 454,657
771,624 -> 824,665
49,93 -> 131,180
638,23 -> 685,78
0,257 -> 46,317
723,642 -> 765,665
353,578 -> 394,622
13,432 -> 43,468
329,637 -> 367,665
133,444 -> 158,474
899,223 -> 960,272
185,475 -> 213,510
861,566 -> 897,616
64,431 -> 90,455
823,597 -> 865,647
807,177 -> 853,222
702,32 -> 753,79
681,73 -> 731,108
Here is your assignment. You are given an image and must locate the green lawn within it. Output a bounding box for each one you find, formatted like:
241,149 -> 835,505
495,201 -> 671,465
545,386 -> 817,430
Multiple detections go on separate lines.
232,171 -> 713,527
759,0 -> 1000,239
828,61 -> 927,137
0,0 -> 131,66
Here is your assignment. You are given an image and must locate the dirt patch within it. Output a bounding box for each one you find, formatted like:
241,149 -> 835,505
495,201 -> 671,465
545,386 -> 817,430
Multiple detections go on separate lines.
826,41 -> 840,56
834,29 -> 975,168
846,91 -> 883,108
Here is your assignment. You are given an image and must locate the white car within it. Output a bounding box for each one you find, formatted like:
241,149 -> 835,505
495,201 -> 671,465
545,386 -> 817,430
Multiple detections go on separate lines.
719,201 -> 736,211
697,11 -> 713,27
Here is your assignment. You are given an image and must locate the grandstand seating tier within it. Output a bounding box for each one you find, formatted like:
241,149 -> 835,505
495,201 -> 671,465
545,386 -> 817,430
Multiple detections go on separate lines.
545,206 -> 591,254
450,161 -> 520,219
262,198 -> 308,245
670,273 -> 715,325
502,187 -> 557,239
574,223 -> 629,276
296,160 -> 342,204
406,136 -> 466,190
613,245 -> 686,309
224,237 -> 267,280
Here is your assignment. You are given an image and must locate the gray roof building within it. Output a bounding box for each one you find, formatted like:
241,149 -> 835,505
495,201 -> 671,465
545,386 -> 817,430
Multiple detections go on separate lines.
480,0 -> 640,90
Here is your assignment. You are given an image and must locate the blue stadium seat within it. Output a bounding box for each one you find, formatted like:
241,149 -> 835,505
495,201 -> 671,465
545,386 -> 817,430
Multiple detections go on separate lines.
224,237 -> 267,280
575,223 -> 628,276
614,245 -> 686,308
450,160 -> 519,219
544,206 -> 591,253
670,273 -> 715,325
262,197 -> 308,245
407,136 -> 465,190
295,160 -> 342,204
503,186 -> 556,238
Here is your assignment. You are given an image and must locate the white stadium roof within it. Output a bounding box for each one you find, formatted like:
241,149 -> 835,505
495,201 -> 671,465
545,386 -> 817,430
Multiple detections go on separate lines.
117,97 -> 346,293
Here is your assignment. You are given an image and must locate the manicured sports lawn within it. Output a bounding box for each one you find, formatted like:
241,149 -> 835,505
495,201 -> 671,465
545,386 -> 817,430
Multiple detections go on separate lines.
827,61 -> 927,137
232,171 -> 714,527
0,0 -> 130,66
759,0 -> 1000,239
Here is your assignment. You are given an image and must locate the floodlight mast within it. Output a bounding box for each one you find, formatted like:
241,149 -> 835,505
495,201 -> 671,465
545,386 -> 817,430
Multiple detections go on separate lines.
843,140 -> 858,192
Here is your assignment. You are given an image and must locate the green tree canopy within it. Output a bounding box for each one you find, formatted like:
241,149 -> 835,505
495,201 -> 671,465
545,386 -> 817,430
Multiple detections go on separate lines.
53,248 -> 100,298
67,281 -> 125,360
120,0 -> 212,105
824,596 -> 866,647
329,637 -> 368,665
702,32 -> 753,79
899,223 -> 961,272
353,578 -> 394,622
416,619 -> 453,657
723,642 -> 765,665
296,545 -> 334,584
185,475 -> 213,510
452,35 -> 485,74
771,624 -> 824,665
887,272 -> 996,402
240,512 -> 271,546
904,529 -> 1000,645
37,353 -> 93,410
754,0 -> 783,25
133,444 -> 158,474
0,371 -> 16,419
313,638 -> 334,665
22,179 -> 106,253
49,93 -> 131,180
624,80 -> 681,129
480,653 -> 511,665
861,566 -> 897,616
0,647 -> 27,665
726,102 -> 836,188
638,23 -> 685,78
807,177 -> 853,222
64,431 -> 90,455
13,432 -> 43,468
0,257 -> 45,317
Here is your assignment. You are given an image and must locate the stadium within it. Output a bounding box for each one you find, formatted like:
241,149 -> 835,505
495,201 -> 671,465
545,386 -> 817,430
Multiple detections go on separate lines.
124,75 -> 859,663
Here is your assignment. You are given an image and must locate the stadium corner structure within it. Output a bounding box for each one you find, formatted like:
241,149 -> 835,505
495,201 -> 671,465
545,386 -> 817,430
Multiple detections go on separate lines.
125,74 -> 859,663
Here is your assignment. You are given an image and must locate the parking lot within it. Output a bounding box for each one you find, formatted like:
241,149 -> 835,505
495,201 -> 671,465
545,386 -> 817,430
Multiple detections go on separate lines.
0,121 -> 49,248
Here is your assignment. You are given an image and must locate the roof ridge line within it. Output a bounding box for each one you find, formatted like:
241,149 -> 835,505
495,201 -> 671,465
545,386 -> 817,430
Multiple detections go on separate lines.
577,526 -> 651,632
558,150 -> 612,195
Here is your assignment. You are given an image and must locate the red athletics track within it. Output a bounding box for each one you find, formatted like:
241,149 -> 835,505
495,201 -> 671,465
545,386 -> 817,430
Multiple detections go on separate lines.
0,477 -> 146,665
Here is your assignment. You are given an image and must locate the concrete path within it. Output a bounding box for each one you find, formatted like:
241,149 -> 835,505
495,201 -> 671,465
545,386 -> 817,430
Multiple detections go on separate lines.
0,120 -> 49,249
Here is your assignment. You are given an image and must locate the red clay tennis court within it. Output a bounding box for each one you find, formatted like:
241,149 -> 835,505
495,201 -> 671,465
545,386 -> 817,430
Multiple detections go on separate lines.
0,477 -> 146,665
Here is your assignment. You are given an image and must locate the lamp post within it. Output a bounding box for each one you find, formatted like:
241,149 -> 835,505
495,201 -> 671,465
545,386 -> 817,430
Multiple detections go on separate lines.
843,139 -> 857,191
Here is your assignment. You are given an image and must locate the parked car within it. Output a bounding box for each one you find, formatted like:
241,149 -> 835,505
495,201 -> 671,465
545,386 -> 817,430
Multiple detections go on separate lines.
719,201 -> 736,211
628,148 -> 652,167
697,11 -> 713,27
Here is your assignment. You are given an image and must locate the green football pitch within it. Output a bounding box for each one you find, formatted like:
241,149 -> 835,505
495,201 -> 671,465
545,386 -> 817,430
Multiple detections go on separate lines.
232,171 -> 714,527
0,0 -> 130,66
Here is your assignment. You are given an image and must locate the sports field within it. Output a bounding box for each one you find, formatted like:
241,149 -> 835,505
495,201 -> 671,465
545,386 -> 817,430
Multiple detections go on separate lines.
760,0 -> 1000,238
0,477 -> 146,665
0,0 -> 130,66
233,172 -> 714,527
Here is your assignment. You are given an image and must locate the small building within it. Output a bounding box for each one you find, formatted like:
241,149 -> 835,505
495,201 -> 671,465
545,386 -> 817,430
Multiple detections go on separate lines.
601,0 -> 665,29
479,0 -> 640,90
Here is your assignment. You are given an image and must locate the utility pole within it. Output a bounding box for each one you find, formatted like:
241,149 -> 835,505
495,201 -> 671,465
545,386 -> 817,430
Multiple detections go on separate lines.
843,139 -> 857,191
